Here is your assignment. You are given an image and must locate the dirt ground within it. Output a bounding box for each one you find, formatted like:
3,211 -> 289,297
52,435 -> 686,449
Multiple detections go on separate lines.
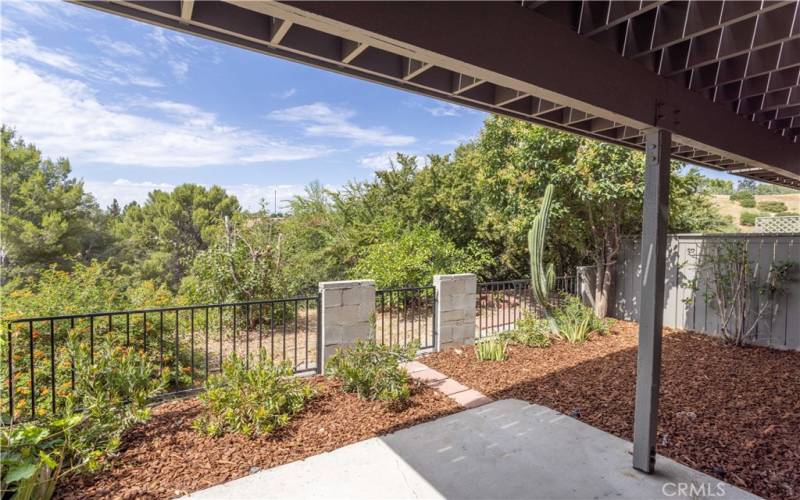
56,378 -> 459,499
713,193 -> 800,232
423,321 -> 800,499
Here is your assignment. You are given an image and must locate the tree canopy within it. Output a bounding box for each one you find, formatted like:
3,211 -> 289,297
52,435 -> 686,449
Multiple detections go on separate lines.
1,117 -> 745,319
1,127 -> 109,284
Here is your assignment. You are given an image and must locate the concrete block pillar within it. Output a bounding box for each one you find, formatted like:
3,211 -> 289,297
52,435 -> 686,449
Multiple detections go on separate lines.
318,280 -> 375,371
433,274 -> 477,351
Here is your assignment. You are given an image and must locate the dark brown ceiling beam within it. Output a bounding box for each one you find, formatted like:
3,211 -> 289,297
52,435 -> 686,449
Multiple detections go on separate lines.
628,1 -> 794,61
273,1 -> 799,181
70,0 -> 800,186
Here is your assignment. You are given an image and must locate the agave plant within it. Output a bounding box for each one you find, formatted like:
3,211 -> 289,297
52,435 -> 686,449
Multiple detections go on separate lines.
528,184 -> 558,334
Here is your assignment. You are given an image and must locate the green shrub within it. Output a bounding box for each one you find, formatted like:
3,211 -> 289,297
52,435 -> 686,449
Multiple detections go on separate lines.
757,201 -> 787,213
194,353 -> 314,437
739,198 -> 756,208
553,295 -> 609,343
0,415 -> 79,500
1,340 -> 164,499
502,311 -> 551,347
53,337 -> 166,473
730,191 -> 754,204
779,212 -> 799,217
325,340 -> 417,402
474,338 -> 508,361
739,211 -> 758,226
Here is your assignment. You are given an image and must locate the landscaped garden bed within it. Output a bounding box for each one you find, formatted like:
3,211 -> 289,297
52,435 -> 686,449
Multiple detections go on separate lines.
56,377 -> 458,499
423,320 -> 800,499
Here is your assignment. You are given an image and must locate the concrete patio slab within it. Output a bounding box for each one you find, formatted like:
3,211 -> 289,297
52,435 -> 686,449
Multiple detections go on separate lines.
187,400 -> 756,500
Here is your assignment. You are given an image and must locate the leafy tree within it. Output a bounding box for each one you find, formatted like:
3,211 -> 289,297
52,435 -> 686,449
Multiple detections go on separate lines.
180,214 -> 286,303
0,127 -> 108,284
700,178 -> 734,195
112,184 -> 240,289
351,225 -> 487,288
736,179 -> 757,193
279,182 -> 351,294
449,117 -> 729,317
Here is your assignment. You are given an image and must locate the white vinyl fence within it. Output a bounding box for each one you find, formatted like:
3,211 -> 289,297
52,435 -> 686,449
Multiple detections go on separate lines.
578,233 -> 800,350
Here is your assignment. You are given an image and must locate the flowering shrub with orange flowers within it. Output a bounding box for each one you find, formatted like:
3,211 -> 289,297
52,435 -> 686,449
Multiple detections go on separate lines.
1,262 -> 193,422
1,336 -> 166,499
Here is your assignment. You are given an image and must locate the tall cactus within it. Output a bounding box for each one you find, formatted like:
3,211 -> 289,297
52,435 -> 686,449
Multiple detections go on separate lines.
528,184 -> 558,333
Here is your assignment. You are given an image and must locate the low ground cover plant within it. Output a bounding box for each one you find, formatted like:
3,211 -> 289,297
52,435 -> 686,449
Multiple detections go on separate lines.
739,198 -> 756,208
194,352 -> 314,437
325,340 -> 417,402
757,200 -> 787,213
502,311 -> 551,348
474,338 -> 508,361
740,211 -> 772,226
1,338 -> 164,499
552,295 -> 610,343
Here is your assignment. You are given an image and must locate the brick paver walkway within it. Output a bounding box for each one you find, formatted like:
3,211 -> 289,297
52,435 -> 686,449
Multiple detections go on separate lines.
401,360 -> 493,409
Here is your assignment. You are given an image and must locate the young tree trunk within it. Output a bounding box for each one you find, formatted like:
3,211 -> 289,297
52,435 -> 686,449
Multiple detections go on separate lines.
593,260 -> 615,318
591,223 -> 619,319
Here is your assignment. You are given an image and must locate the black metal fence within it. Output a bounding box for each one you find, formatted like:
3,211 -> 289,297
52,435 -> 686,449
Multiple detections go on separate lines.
476,276 -> 577,337
3,296 -> 320,422
375,286 -> 436,350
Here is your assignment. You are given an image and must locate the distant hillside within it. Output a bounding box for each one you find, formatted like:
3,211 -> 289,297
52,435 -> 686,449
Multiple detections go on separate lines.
712,193 -> 800,233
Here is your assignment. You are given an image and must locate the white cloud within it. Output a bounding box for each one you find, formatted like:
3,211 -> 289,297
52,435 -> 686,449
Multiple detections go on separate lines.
147,28 -> 170,52
3,36 -> 84,75
440,134 -> 475,147
84,179 -> 312,212
3,34 -> 163,88
272,88 -> 297,99
424,102 -> 463,117
268,102 -> 415,147
223,183 -> 309,212
84,179 -> 175,208
147,27 -> 201,79
359,151 -> 430,171
169,59 -> 189,79
359,152 -> 396,170
406,98 -> 484,118
89,36 -> 144,57
2,1 -> 86,30
1,59 -> 330,168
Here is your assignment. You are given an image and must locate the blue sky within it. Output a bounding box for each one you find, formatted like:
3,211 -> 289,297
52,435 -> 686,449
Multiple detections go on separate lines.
1,1 -> 738,211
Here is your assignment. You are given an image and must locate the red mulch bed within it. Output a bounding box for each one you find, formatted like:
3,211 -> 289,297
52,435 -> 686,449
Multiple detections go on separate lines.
423,321 -> 800,499
57,378 -> 459,499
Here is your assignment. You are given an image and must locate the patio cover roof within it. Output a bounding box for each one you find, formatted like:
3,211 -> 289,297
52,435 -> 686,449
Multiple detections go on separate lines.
76,0 -> 800,186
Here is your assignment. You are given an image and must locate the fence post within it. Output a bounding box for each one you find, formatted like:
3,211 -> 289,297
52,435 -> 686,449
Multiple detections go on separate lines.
318,280 -> 375,372
433,274 -> 477,351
